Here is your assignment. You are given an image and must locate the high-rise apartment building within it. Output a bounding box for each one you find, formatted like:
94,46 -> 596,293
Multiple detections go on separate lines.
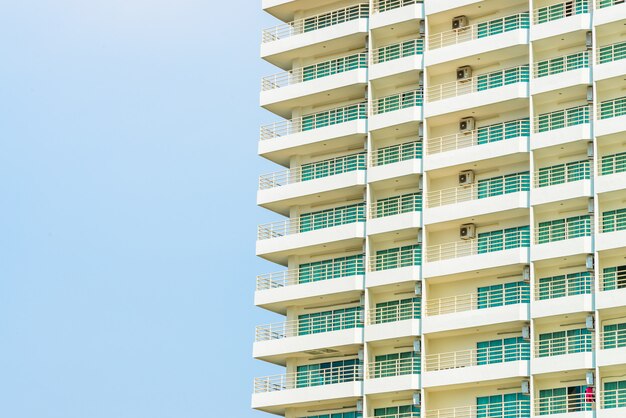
252,1 -> 626,417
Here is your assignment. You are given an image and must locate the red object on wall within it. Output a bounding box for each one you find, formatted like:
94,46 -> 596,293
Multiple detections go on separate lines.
585,386 -> 595,403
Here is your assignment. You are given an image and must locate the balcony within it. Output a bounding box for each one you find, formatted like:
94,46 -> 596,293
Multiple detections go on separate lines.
255,255 -> 365,313
531,160 -> 592,206
257,153 -> 366,214
423,343 -> 530,388
365,298 -> 421,342
425,118 -> 530,171
424,172 -> 530,225
534,392 -> 593,416
597,208 -> 626,252
259,102 -> 367,166
533,271 -> 593,318
369,140 -> 423,183
256,209 -> 365,264
597,152 -> 626,194
531,104 -> 591,150
596,96 -> 626,137
533,215 -> 593,261
260,53 -> 368,118
599,387 -> 626,417
365,354 -> 420,394
425,65 -> 530,117
598,325 -> 626,367
595,0 -> 626,26
532,331 -> 593,374
426,13 -> 530,65
532,51 -> 591,95
423,227 -> 530,278
596,41 -> 626,81
531,0 -> 591,41
368,192 -> 422,236
252,363 -> 362,412
598,267 -> 626,310
370,39 -> 423,81
260,4 -> 369,69
425,400 -> 530,418
253,309 -> 363,363
369,88 -> 423,132
371,0 -> 423,29
367,245 -> 421,288
423,283 -> 530,333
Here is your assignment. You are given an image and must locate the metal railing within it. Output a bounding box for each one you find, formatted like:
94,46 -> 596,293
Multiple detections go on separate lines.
600,152 -> 626,176
259,153 -> 366,189
426,230 -> 530,262
599,96 -> 626,120
428,12 -> 529,50
373,0 -> 422,13
260,102 -> 367,141
371,140 -> 422,166
373,413 -> 419,418
600,388 -> 626,409
370,245 -> 422,272
534,104 -> 590,132
372,88 -> 423,115
534,392 -> 593,415
601,209 -> 626,233
534,160 -> 591,187
425,400 -> 530,418
425,344 -> 529,371
368,301 -> 421,325
426,286 -> 529,316
257,209 -> 365,240
261,53 -> 367,91
261,4 -> 369,43
372,38 -> 424,64
367,357 -> 420,379
535,272 -> 593,300
256,258 -> 364,291
255,310 -> 363,342
534,0 -> 589,24
600,327 -> 626,349
536,216 -> 592,244
427,173 -> 528,208
370,192 -> 422,219
426,119 -> 529,155
535,333 -> 593,357
597,0 -> 626,8
426,65 -> 529,102
598,40 -> 626,64
253,364 -> 362,393
600,268 -> 626,291
534,51 -> 590,77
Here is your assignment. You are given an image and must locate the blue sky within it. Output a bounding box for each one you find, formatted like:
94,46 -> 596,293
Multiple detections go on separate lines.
0,1 -> 284,417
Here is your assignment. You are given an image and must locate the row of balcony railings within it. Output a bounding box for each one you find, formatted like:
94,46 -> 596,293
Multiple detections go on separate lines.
425,282 -> 529,316
426,65 -> 529,103
534,0 -> 589,24
424,339 -> 530,371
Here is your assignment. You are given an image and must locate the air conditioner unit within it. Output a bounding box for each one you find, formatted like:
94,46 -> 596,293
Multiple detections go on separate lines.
413,339 -> 421,353
457,65 -> 472,81
452,15 -> 468,30
522,326 -> 530,340
586,31 -> 593,50
460,223 -> 476,240
587,371 -> 595,386
586,254 -> 594,271
415,282 -> 422,296
587,141 -> 594,159
459,170 -> 475,185
357,400 -> 364,412
418,72 -> 424,86
460,117 -> 475,132
588,197 -> 595,214
419,20 -> 426,38
523,265 -> 531,282
587,85 -> 594,103
418,176 -> 423,191
522,380 -> 531,395
413,392 -> 421,406
418,122 -> 424,138
586,314 -> 595,331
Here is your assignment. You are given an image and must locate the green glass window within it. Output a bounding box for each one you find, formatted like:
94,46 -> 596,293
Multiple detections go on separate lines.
601,152 -> 626,176
537,160 -> 590,187
536,105 -> 590,132
299,203 -> 365,233
537,271 -> 592,300
536,215 -> 591,244
476,337 -> 530,365
301,103 -> 367,132
374,245 -> 421,270
298,254 -> 364,284
300,412 -> 362,418
537,329 -> 592,357
375,192 -> 422,218
477,171 -> 530,198
536,0 -> 588,24
301,153 -> 366,181
476,118 -> 530,145
603,322 -> 626,349
602,265 -> 626,291
476,66 -> 529,92
477,393 -> 530,418
296,359 -> 360,388
374,405 -> 419,418
302,54 -> 367,82
603,380 -> 626,409
602,208 -> 626,233
375,298 -> 421,323
375,140 -> 422,166
302,5 -> 369,33
538,386 -> 591,415
375,89 -> 423,114
377,38 -> 424,63
298,307 -> 362,336
536,51 -> 589,77
477,226 -> 530,254
477,281 -> 530,309
476,13 -> 529,38
598,41 -> 626,64
599,96 -> 626,120
372,351 -> 420,378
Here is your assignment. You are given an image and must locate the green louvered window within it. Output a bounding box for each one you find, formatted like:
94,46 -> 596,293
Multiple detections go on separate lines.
538,386 -> 591,415
374,245 -> 421,270
298,307 -> 363,335
298,254 -> 364,284
476,337 -> 530,365
301,153 -> 366,181
598,41 -> 626,64
301,103 -> 367,132
477,171 -> 530,198
537,329 -> 592,357
536,215 -> 592,244
476,118 -> 531,145
374,193 -> 422,218
372,351 -> 420,378
299,203 -> 365,233
602,265 -> 626,291
603,380 -> 626,409
477,281 -> 530,309
296,359 -> 361,388
601,152 -> 626,176
476,66 -> 529,91
476,13 -> 530,38
376,38 -> 423,63
374,297 -> 421,323
302,54 -> 367,82
535,51 -> 589,77
536,105 -> 590,132
535,0 -> 588,24
537,271 -> 592,300
599,96 -> 626,120
537,160 -> 590,187
602,208 -> 626,233
476,393 -> 530,418
374,405 -> 419,418
477,226 -> 530,254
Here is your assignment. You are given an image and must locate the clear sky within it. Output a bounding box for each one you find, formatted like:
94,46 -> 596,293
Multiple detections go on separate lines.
0,1 -> 285,417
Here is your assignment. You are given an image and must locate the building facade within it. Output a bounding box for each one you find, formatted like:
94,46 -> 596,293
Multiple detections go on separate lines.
252,1 -> 626,417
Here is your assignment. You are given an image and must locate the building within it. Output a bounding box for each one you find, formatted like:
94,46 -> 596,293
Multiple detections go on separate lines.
252,1 -> 626,417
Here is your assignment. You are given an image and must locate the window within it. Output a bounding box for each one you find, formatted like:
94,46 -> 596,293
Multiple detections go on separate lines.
374,405 -> 419,418
476,337 -> 529,365
296,359 -> 361,388
538,386 -> 591,415
477,226 -> 530,254
603,380 -> 626,409
298,307 -> 362,335
602,208 -> 626,233
537,271 -> 592,300
537,328 -> 592,357
537,215 -> 591,244
298,254 -> 364,284
602,265 -> 626,291
477,171 -> 529,198
477,281 -> 530,309
476,118 -> 530,145
603,322 -> 626,349
477,393 -> 529,418
375,297 -> 421,323
372,351 -> 420,378
299,203 -> 365,233
374,245 -> 421,270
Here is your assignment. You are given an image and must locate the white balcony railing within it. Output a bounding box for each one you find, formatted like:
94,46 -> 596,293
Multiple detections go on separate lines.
600,269 -> 626,291
533,392 -> 593,415
372,88 -> 423,115
426,286 -> 528,316
257,212 -> 365,241
425,344 -> 529,371
367,356 -> 420,379
597,0 -> 626,9
534,50 -> 590,78
368,301 -> 421,325
371,38 -> 424,65
256,258 -> 365,291
426,65 -> 529,102
425,400 -> 530,418
427,13 -> 529,50
426,230 -> 530,262
259,102 -> 367,141
534,333 -> 593,357
253,364 -> 362,393
599,388 -> 626,410
533,0 -> 589,25
373,0 -> 422,13
600,327 -> 626,349
369,192 -> 422,219
255,310 -> 363,342
261,4 -> 369,43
